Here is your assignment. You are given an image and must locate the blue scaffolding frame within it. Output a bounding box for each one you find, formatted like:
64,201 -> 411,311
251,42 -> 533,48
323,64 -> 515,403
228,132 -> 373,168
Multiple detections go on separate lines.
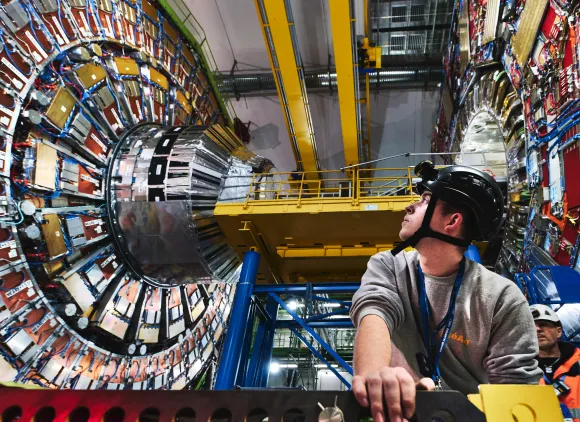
214,251 -> 358,390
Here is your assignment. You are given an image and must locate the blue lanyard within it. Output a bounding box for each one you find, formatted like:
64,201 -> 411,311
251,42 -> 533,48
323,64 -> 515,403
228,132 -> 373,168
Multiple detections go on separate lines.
417,257 -> 466,385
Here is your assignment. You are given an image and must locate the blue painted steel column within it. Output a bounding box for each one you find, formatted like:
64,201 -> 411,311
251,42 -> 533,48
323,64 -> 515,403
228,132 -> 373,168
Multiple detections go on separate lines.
465,244 -> 481,264
257,297 -> 278,387
215,250 -> 260,390
236,300 -> 257,387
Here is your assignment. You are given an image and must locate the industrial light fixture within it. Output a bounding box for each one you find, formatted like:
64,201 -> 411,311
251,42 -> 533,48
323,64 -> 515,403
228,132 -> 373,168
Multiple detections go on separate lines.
270,362 -> 299,373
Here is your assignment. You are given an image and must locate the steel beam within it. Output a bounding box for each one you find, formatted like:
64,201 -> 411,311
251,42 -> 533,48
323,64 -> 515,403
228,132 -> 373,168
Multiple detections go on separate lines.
277,244 -> 395,258
236,300 -> 258,387
269,293 -> 353,376
277,319 -> 354,329
255,0 -> 320,176
289,328 -> 352,388
246,296 -> 279,387
253,283 -> 360,294
240,221 -> 282,284
215,251 -> 261,390
329,0 -> 360,167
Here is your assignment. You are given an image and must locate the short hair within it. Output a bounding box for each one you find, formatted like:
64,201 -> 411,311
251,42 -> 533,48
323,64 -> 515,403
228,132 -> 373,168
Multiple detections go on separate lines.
438,200 -> 474,242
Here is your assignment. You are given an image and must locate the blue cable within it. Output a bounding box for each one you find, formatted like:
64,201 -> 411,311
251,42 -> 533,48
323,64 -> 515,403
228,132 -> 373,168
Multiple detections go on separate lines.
56,0 -> 75,39
0,30 -> 32,76
23,4 -> 56,55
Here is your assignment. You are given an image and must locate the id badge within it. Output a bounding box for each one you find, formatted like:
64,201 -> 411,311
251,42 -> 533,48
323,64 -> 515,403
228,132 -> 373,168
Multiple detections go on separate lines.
553,379 -> 571,397
416,352 -> 433,378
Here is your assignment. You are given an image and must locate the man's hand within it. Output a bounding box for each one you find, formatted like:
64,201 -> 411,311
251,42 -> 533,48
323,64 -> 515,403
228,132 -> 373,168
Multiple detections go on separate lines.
352,367 -> 435,422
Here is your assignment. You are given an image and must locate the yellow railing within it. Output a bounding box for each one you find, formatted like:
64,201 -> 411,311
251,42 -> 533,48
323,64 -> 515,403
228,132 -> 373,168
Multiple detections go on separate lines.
242,168 -> 419,207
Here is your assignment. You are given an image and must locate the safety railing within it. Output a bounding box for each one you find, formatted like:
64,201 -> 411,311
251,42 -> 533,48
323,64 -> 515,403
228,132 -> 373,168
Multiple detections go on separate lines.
241,168 -> 419,207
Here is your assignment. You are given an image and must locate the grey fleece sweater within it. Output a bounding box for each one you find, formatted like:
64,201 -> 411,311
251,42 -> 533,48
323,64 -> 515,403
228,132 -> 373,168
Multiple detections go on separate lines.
350,250 -> 542,394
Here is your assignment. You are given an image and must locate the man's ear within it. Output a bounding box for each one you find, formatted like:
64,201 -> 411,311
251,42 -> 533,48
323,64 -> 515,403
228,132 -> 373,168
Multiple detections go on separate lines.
445,212 -> 463,235
557,326 -> 563,340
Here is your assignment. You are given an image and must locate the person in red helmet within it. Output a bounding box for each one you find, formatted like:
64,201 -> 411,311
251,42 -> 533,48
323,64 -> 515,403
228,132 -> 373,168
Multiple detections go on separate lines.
350,161 -> 542,422
532,304 -> 580,421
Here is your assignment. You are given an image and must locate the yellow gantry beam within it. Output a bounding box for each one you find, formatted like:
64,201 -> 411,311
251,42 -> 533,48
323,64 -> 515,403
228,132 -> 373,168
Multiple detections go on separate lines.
255,0 -> 320,178
329,0 -> 360,167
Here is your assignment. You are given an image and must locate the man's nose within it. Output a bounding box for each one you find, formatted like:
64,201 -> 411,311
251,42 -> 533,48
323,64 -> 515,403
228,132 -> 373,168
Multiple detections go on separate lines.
405,203 -> 415,214
535,324 -> 542,333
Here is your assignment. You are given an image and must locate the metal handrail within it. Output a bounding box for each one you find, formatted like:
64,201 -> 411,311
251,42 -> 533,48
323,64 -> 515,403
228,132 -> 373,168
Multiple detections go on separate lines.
241,168 -> 420,205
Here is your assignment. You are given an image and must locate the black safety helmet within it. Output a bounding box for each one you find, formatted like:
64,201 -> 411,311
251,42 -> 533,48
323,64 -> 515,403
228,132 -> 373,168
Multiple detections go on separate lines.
391,161 -> 505,255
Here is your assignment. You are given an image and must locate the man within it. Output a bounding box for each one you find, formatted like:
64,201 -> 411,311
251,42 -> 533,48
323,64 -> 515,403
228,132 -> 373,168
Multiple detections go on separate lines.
532,304 -> 580,421
349,161 -> 542,422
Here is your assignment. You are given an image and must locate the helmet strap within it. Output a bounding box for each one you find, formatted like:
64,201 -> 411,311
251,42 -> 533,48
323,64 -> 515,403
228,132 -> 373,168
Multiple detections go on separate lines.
391,196 -> 471,256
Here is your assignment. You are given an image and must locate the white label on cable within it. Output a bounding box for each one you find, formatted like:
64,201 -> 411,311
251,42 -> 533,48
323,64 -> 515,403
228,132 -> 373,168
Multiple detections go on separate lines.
0,240 -> 16,249
0,105 -> 13,117
162,139 -> 170,147
110,107 -> 123,128
25,31 -> 48,59
81,173 -> 99,186
84,219 -> 103,227
55,231 -> 60,237
101,254 -> 116,268
2,58 -> 28,83
61,105 -> 67,113
26,288 -> 35,297
135,101 -> 143,120
31,314 -> 52,333
105,15 -> 114,37
156,164 -> 162,175
90,133 -> 107,151
7,250 -> 17,258
32,51 -> 42,63
79,12 -> 91,36
51,17 -> 70,45
6,280 -> 33,298
112,261 -> 118,269
12,78 -> 23,90
155,196 -> 160,202
94,225 -> 102,234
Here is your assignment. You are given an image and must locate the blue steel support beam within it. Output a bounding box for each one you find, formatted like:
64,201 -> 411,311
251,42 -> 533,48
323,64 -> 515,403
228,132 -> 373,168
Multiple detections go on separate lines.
254,283 -> 360,294
215,250 -> 261,390
258,297 -> 279,387
311,296 -> 352,307
269,293 -> 353,376
236,300 -> 257,387
245,313 -> 268,387
289,328 -> 351,388
245,296 -> 279,387
276,319 -> 354,329
306,309 -> 350,322
465,244 -> 481,263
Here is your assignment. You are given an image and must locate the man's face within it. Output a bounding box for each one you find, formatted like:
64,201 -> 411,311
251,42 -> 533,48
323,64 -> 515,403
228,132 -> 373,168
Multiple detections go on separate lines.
535,320 -> 562,350
400,192 -> 434,240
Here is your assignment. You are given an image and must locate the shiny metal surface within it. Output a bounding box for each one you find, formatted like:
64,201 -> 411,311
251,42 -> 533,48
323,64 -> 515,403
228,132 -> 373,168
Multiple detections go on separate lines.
107,125 -> 267,286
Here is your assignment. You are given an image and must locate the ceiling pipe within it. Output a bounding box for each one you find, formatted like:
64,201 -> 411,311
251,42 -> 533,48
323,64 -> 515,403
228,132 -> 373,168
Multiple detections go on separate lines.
218,65 -> 443,97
